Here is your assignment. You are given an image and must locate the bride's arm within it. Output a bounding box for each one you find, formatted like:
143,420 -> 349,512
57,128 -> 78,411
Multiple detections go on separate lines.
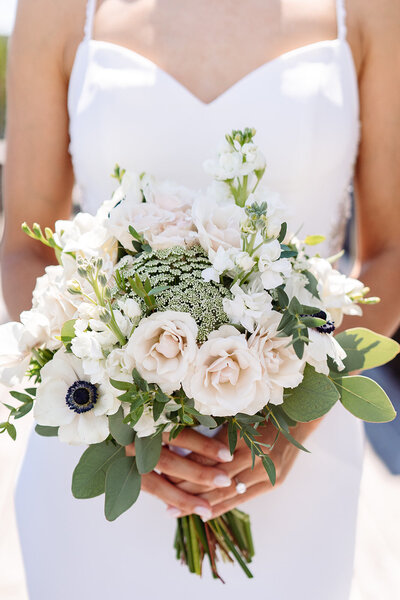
1,0 -> 79,319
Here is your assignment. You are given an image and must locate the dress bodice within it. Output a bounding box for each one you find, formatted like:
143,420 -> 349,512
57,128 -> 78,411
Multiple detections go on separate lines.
68,0 -> 359,254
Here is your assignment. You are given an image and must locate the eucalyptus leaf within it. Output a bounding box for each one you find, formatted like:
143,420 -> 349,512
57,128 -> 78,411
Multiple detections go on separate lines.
135,431 -> 163,474
153,400 -> 165,422
261,455 -> 276,485
304,235 -> 325,246
35,425 -> 59,437
334,375 -> 396,423
282,364 -> 339,422
109,378 -> 133,391
72,441 -> 124,499
108,407 -> 135,446
280,429 -> 310,453
9,391 -> 34,404
60,319 -> 77,342
228,420 -> 238,454
104,456 -> 141,521
195,414 -> 218,428
333,328 -> 399,373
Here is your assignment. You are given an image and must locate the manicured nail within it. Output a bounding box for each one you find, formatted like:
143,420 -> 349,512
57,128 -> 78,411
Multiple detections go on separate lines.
195,506 -> 212,521
166,506 -> 181,518
214,474 -> 232,488
218,448 -> 233,462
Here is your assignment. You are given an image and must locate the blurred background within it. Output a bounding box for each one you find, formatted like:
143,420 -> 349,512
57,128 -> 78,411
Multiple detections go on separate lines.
0,2 -> 399,598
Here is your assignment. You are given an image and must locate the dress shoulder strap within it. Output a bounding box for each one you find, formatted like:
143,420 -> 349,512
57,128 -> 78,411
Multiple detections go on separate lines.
336,0 -> 347,40
83,0 -> 97,41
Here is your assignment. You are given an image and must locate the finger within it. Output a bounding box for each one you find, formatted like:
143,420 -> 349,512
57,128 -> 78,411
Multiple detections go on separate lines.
200,462 -> 268,506
163,429 -> 233,463
156,447 -> 232,488
209,480 -> 273,519
141,472 -> 212,520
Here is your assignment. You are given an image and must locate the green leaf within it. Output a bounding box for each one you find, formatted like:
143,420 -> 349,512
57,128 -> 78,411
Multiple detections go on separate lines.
35,424 -> 59,437
228,420 -> 238,454
261,455 -> 276,485
24,387 -> 37,396
104,456 -> 141,521
132,368 -> 149,391
155,388 -> 170,404
300,316 -> 326,328
71,441 -> 124,499
334,375 -> 396,423
236,413 -> 265,424
280,429 -> 310,453
282,364 -> 339,422
299,304 -> 322,315
303,271 -> 321,299
60,319 -> 77,342
195,413 -> 218,428
7,423 -> 17,440
108,407 -> 135,446
288,296 -> 302,315
9,391 -> 34,403
277,222 -> 287,243
153,400 -> 165,422
333,328 -> 399,373
304,235 -> 325,246
276,286 -> 289,309
109,378 -> 133,391
148,285 -> 169,296
135,431 -> 162,474
14,401 -> 34,419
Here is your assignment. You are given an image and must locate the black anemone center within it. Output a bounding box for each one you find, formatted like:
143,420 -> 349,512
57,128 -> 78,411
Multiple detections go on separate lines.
312,311 -> 336,334
66,380 -> 98,414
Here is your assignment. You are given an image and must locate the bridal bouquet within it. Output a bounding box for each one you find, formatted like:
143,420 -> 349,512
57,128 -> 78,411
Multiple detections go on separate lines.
1,128 -> 398,580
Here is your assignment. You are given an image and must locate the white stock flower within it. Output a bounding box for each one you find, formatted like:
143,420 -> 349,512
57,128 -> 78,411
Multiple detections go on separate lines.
112,171 -> 143,207
223,279 -> 273,333
126,311 -> 198,394
18,265 -> 78,352
105,347 -> 135,384
248,311 -> 304,405
0,322 -> 31,386
203,141 -> 266,181
183,325 -> 266,416
55,211 -> 116,260
247,188 -> 288,239
34,349 -> 118,445
256,239 -> 292,290
308,258 -> 364,327
118,298 -> 142,321
202,246 -> 237,283
131,404 -> 173,438
306,329 -> 347,375
192,196 -> 243,253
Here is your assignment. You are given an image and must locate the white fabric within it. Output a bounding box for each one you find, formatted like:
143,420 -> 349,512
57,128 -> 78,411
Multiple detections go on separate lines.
16,1 -> 365,598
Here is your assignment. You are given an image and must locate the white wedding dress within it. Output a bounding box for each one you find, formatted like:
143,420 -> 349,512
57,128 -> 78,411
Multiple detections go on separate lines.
15,1 -> 364,598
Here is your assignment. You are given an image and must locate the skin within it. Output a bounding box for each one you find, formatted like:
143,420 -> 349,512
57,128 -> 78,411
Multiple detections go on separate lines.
2,0 -> 400,521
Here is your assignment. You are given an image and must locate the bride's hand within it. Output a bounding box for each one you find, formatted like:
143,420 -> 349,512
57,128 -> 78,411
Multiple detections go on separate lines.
125,428 -> 233,520
174,419 -> 322,519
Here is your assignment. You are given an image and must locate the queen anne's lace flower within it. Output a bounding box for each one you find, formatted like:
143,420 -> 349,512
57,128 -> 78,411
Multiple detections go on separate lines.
34,349 -> 119,445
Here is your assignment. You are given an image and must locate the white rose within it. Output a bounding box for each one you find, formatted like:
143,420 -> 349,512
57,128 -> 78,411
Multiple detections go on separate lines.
223,279 -> 273,333
192,196 -> 243,253
248,311 -> 304,405
306,329 -> 347,375
308,258 -> 364,327
142,178 -> 196,213
256,240 -> 292,289
34,348 -> 118,445
126,311 -> 198,394
184,325 -> 266,416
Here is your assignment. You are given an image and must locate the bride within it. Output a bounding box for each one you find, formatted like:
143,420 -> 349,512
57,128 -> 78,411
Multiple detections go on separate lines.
2,0 -> 400,598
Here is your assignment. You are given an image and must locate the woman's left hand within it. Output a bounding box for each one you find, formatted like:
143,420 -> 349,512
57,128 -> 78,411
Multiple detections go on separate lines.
171,419 -> 321,519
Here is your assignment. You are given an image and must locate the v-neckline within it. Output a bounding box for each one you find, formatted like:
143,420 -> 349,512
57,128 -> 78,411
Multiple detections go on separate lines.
74,37 -> 355,107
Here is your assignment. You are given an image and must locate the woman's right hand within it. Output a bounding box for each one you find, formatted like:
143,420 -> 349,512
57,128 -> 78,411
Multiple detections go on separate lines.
125,429 -> 233,520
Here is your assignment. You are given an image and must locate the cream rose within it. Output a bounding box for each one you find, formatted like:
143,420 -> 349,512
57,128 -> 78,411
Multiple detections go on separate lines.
248,311 -> 304,405
126,311 -> 198,394
183,325 -> 267,416
192,196 -> 243,252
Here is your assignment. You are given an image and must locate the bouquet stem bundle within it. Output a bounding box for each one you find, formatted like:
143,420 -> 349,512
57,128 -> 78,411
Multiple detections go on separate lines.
174,509 -> 254,581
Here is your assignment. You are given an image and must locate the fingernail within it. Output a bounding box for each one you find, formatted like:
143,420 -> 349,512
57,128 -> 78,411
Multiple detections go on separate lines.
195,506 -> 212,521
166,506 -> 181,518
218,448 -> 233,462
214,474 -> 232,488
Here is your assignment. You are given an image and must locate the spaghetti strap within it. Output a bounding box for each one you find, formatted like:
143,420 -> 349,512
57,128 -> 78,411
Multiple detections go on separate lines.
83,0 -> 97,41
336,0 -> 347,40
